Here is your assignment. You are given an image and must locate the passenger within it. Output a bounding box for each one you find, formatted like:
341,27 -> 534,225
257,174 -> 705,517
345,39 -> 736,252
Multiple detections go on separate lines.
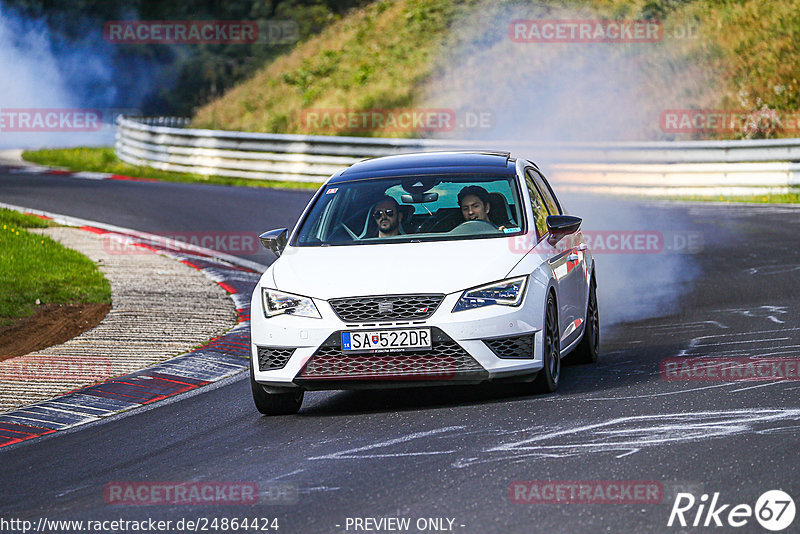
371,197 -> 404,237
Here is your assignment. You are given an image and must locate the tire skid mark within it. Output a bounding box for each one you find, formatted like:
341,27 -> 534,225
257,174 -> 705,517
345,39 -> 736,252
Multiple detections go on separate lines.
300,409 -> 800,468
451,408 -> 800,468
677,326 -> 800,358
308,425 -> 466,460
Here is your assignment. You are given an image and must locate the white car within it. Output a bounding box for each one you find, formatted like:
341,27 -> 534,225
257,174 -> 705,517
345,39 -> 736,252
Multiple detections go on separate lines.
250,151 -> 598,414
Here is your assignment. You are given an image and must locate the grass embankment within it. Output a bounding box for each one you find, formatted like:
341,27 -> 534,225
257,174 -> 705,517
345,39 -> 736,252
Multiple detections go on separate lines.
21,147 -> 320,190
0,208 -> 111,326
192,0 -> 474,137
193,0 -> 800,140
20,1 -> 800,201
669,190 -> 800,204
685,0 -> 800,137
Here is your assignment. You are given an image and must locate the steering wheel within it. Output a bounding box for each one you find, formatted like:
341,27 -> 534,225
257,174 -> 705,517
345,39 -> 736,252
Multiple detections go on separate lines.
449,219 -> 498,235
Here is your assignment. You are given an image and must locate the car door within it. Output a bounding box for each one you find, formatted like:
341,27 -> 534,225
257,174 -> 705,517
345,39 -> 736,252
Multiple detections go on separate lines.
537,169 -> 590,343
526,169 -> 586,347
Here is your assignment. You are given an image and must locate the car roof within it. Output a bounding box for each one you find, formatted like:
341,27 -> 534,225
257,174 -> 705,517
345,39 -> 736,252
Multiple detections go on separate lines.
329,151 -> 518,183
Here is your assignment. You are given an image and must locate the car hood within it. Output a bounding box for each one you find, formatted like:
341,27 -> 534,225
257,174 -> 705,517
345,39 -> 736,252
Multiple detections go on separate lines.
271,238 -> 520,299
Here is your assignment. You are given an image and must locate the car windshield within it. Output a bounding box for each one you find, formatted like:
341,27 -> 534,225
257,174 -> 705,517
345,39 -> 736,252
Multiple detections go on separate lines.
293,174 -> 524,246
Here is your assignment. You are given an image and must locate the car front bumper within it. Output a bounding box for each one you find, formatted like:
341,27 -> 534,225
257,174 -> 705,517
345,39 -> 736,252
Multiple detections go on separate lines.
250,290 -> 545,390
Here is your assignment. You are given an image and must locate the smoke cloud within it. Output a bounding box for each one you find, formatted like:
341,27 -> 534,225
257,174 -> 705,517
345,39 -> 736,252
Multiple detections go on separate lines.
423,2 -> 714,143
423,1 -> 710,327
0,2 -> 162,149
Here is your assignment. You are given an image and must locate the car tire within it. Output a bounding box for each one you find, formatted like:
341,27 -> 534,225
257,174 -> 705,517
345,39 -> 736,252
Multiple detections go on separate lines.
250,361 -> 303,415
532,292 -> 561,393
570,279 -> 599,365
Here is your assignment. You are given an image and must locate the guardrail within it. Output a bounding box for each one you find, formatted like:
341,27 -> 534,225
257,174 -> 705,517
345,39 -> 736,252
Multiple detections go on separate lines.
116,116 -> 800,194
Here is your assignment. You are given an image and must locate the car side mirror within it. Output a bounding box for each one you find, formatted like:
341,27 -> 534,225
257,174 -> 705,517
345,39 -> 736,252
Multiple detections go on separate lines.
546,215 -> 582,239
259,228 -> 288,257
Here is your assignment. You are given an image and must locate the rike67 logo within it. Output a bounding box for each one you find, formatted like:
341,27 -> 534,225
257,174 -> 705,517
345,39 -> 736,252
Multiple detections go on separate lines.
668,490 -> 795,531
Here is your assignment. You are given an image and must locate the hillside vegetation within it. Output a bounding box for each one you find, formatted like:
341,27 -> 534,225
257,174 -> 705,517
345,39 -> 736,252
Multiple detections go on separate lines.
193,0 -> 473,136
192,0 -> 800,140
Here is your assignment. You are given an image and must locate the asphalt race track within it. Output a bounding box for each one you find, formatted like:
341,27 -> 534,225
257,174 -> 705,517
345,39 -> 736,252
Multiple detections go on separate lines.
1,170 -> 799,533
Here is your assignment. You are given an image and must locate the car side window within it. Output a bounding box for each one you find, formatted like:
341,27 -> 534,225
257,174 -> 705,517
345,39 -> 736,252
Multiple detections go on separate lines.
531,170 -> 561,215
525,169 -> 549,239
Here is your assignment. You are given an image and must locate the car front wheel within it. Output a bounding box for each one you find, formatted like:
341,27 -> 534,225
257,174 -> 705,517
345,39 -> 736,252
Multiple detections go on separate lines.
533,293 -> 561,393
250,361 -> 303,415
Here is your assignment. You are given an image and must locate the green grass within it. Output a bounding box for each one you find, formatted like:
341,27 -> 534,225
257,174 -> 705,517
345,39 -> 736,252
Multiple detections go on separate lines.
192,0 -> 475,137
191,0 -> 800,140
666,189 -> 800,204
21,147 -> 322,190
0,209 -> 54,229
0,208 -> 111,325
23,1 -> 800,197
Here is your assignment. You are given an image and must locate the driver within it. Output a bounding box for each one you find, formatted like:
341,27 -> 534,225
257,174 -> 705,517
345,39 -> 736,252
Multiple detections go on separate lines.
457,185 -> 506,231
371,196 -> 404,237
457,185 -> 492,223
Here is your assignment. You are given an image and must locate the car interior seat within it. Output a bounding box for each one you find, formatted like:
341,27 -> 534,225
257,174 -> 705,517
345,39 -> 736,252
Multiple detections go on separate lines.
488,192 -> 514,228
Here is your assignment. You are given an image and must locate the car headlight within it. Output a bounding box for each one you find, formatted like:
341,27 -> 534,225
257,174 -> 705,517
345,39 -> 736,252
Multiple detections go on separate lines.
262,288 -> 321,318
452,276 -> 528,312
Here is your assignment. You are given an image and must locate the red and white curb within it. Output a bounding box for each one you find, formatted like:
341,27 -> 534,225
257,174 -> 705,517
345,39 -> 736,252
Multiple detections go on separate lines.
0,203 -> 266,449
2,163 -> 158,183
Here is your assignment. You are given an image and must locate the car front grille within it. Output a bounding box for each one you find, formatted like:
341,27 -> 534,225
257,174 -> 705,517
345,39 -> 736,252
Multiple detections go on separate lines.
296,328 -> 486,381
483,334 -> 535,359
257,346 -> 295,371
328,294 -> 444,323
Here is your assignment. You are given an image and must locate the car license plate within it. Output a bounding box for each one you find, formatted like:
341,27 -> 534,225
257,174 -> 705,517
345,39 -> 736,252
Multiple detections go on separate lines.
341,329 -> 431,352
